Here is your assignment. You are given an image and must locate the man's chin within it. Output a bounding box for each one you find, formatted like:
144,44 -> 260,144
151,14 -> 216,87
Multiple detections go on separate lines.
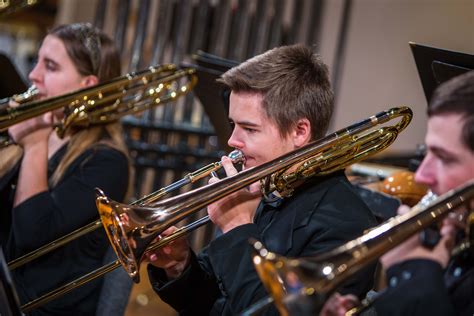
244,159 -> 258,169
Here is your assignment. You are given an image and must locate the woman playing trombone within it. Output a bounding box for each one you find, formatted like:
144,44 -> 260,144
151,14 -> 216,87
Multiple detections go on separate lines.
0,23 -> 131,315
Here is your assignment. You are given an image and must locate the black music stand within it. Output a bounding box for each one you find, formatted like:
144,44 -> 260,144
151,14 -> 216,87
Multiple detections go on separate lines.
409,43 -> 474,170
0,53 -> 27,99
0,248 -> 22,316
410,42 -> 474,104
184,51 -> 239,150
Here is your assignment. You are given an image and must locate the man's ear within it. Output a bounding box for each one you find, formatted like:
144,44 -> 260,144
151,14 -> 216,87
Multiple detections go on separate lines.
293,118 -> 311,147
81,75 -> 99,88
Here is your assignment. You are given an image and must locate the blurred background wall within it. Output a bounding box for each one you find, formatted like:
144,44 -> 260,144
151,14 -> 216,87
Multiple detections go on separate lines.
2,0 -> 473,153
320,0 -> 474,154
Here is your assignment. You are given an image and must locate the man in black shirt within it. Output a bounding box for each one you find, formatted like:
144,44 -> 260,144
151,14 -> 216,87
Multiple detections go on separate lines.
328,70 -> 474,316
373,70 -> 474,316
145,44 -> 378,315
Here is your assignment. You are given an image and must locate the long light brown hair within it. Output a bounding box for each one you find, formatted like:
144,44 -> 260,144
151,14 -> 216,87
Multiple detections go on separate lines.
47,23 -> 132,198
0,23 -> 132,196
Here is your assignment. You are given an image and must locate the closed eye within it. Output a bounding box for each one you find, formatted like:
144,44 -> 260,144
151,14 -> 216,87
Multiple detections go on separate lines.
430,148 -> 458,165
42,57 -> 59,72
244,127 -> 257,133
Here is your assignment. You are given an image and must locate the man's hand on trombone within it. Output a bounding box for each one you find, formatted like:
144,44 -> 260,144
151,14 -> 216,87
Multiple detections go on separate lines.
144,226 -> 191,280
207,155 -> 262,234
381,205 -> 467,270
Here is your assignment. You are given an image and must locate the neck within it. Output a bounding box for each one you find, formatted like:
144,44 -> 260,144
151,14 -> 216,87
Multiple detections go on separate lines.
48,132 -> 70,159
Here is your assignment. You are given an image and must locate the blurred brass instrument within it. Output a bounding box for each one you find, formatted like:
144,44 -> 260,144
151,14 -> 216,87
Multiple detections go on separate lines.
4,63 -> 197,311
96,106 -> 413,284
348,162 -> 428,206
0,84 -> 39,105
14,149 -> 245,312
0,0 -> 39,17
0,64 -> 197,147
248,180 -> 474,316
0,85 -> 39,147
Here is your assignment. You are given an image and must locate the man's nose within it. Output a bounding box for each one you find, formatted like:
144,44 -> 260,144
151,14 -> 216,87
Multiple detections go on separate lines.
414,156 -> 436,187
227,130 -> 244,149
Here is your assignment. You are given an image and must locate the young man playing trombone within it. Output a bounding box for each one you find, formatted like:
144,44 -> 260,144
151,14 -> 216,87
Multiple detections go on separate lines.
145,44 -> 378,315
326,71 -> 474,316
374,70 -> 474,316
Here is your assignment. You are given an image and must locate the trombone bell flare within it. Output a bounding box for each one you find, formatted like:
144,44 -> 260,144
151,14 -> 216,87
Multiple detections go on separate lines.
251,239 -> 328,315
97,186 -> 182,283
96,188 -> 141,282
249,180 -> 474,315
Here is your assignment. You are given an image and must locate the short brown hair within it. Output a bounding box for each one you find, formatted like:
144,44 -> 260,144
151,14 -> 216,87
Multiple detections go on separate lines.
49,23 -> 121,82
429,70 -> 474,152
219,44 -> 334,140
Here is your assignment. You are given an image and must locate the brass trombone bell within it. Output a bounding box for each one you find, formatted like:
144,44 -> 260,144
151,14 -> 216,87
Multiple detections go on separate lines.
9,150 -> 244,311
8,149 -> 244,270
249,180 -> 474,315
20,216 -> 212,313
96,106 -> 413,283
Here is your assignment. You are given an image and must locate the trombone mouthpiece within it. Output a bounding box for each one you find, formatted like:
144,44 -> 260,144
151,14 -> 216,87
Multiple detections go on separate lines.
228,149 -> 245,164
95,187 -> 141,283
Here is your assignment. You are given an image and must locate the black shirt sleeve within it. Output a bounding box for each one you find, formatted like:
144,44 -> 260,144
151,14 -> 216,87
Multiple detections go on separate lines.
374,259 -> 457,316
7,147 -> 129,257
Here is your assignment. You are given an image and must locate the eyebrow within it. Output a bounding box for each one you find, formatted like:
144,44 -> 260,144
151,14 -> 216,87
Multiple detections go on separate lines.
43,57 -> 59,67
430,145 -> 458,159
229,118 -> 260,127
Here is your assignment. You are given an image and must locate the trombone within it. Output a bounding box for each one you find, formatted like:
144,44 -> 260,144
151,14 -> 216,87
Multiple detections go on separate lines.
0,85 -> 39,106
0,85 -> 39,147
6,63 -> 198,268
3,63 -> 196,310
15,150 -> 245,312
248,180 -> 474,315
18,106 -> 412,311
97,106 -> 413,282
8,149 -> 244,270
0,64 -> 197,147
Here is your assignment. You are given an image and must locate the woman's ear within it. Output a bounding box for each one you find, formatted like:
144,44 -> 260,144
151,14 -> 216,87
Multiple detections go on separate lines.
81,75 -> 99,88
293,118 -> 311,147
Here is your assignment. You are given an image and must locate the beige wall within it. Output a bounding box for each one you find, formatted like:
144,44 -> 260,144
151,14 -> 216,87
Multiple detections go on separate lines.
320,0 -> 474,154
55,0 -> 474,154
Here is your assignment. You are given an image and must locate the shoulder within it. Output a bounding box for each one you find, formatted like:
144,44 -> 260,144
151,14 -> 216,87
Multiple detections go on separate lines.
298,172 -> 376,235
77,145 -> 129,166
321,172 -> 372,210
60,145 -> 130,180
295,171 -> 369,210
322,171 -> 360,196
